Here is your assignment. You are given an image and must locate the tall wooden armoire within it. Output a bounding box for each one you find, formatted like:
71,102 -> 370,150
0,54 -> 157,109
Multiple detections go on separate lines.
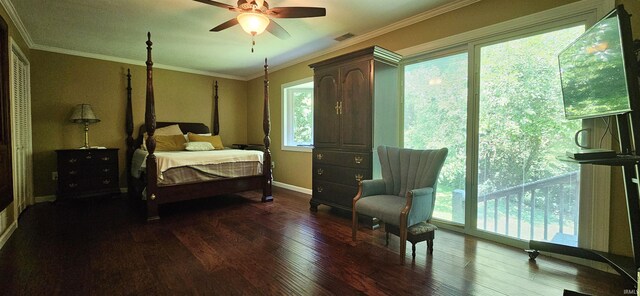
309,46 -> 402,212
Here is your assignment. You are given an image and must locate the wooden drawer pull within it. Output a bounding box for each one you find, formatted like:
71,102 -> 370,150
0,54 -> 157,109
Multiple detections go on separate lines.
102,157 -> 110,161
68,158 -> 78,164
355,174 -> 363,182
102,168 -> 110,173
317,186 -> 323,193
316,153 -> 323,160
354,156 -> 363,164
69,170 -> 77,175
102,179 -> 111,185
317,168 -> 324,175
85,155 -> 92,160
68,183 -> 78,188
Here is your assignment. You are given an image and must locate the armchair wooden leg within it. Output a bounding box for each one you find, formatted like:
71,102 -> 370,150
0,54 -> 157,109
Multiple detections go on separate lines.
399,227 -> 407,264
352,210 -> 358,242
427,239 -> 434,255
412,243 -> 417,259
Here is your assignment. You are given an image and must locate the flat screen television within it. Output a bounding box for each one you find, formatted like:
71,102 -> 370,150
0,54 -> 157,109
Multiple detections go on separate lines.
558,5 -> 638,120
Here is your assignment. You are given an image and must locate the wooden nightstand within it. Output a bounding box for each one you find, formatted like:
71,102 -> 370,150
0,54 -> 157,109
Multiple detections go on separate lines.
55,148 -> 120,199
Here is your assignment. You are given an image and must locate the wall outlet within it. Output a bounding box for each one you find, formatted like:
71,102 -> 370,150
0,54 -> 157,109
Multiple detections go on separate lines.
271,161 -> 275,169
51,171 -> 58,181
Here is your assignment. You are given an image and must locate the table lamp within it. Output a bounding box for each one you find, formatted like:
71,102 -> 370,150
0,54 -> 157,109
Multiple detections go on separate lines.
69,104 -> 100,149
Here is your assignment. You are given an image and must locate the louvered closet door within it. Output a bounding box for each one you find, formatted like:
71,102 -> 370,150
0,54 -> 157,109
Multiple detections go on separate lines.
10,43 -> 32,215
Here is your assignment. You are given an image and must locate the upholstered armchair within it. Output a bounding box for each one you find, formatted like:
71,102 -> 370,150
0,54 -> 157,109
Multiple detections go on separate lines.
352,146 -> 448,263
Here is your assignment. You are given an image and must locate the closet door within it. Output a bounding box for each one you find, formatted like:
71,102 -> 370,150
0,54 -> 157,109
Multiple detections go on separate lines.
10,40 -> 31,214
0,16 -> 12,212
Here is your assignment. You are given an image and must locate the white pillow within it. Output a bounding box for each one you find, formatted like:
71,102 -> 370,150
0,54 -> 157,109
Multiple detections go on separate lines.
185,141 -> 215,151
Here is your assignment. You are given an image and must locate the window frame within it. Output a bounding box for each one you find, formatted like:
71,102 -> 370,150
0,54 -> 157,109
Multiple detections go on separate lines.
281,77 -> 314,152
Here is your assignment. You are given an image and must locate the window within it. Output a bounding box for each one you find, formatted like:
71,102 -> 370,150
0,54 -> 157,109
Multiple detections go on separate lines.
282,78 -> 313,151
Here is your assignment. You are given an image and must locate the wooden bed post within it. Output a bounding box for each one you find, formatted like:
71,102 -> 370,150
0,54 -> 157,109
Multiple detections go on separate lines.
213,81 -> 220,136
145,32 -> 159,220
125,69 -> 134,199
262,58 -> 273,202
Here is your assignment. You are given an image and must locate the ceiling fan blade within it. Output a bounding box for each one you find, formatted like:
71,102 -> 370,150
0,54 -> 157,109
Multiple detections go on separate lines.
193,0 -> 242,12
267,7 -> 326,18
265,20 -> 291,39
210,18 -> 239,32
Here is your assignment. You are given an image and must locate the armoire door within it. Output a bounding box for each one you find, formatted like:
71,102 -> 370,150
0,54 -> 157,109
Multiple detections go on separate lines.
340,60 -> 372,150
313,67 -> 340,149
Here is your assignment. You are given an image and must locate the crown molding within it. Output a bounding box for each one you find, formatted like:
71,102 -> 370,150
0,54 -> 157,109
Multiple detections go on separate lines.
0,0 -> 34,47
397,0 -> 614,58
245,0 -> 481,80
31,44 -> 246,80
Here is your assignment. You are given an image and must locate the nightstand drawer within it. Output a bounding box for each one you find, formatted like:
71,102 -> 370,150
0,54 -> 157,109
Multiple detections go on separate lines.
58,180 -> 87,193
90,176 -> 118,189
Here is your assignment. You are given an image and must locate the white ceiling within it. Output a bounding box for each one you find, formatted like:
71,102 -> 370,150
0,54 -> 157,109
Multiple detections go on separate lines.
4,0 -> 475,79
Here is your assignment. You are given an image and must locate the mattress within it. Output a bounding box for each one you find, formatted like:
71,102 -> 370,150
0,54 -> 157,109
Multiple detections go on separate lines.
132,149 -> 263,185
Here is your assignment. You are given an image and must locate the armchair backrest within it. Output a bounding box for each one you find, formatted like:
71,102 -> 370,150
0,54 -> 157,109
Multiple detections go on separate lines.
377,146 -> 448,198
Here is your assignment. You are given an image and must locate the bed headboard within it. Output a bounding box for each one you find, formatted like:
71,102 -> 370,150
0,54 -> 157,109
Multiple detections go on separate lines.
134,122 -> 210,149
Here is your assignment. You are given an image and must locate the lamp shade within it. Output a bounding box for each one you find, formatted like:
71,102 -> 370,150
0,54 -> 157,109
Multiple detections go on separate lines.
69,104 -> 100,124
237,12 -> 269,35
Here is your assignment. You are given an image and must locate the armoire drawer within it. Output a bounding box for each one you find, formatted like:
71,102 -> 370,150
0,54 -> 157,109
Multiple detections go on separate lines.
313,149 -> 371,169
313,163 -> 371,187
312,180 -> 358,209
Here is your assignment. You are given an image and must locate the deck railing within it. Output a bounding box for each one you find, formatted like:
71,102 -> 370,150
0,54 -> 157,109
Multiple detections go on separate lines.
476,171 -> 580,243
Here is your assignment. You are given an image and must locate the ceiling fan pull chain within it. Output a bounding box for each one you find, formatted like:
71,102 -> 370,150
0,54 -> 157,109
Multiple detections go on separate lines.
251,35 -> 256,53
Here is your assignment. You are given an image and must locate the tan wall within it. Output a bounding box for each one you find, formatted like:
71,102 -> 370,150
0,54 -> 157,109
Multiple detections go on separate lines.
30,50 -> 248,197
247,63 -> 314,189
247,0 -> 637,257
0,1 -> 31,244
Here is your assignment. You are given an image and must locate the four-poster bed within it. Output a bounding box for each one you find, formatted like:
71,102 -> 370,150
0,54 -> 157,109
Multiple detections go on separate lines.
126,33 -> 273,221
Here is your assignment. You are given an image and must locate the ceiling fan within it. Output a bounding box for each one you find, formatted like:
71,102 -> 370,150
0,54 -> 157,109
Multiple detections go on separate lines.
194,0 -> 326,42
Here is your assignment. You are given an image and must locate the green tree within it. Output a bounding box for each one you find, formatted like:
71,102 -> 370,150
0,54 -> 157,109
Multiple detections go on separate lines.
292,89 -> 313,144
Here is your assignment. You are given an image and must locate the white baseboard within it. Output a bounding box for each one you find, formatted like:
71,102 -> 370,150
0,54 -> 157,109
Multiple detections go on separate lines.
35,195 -> 56,203
0,219 -> 17,251
273,181 -> 312,195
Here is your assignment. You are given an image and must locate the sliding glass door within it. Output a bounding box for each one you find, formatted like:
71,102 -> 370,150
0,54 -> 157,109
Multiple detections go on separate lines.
476,25 -> 584,245
404,52 -> 467,224
404,21 -> 591,246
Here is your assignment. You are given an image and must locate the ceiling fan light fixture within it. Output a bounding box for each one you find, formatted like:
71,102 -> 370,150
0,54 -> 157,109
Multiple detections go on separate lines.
237,12 -> 269,35
252,0 -> 265,9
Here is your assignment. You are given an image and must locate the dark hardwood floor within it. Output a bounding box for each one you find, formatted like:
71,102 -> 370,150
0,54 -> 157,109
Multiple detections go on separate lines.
0,187 -> 631,295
